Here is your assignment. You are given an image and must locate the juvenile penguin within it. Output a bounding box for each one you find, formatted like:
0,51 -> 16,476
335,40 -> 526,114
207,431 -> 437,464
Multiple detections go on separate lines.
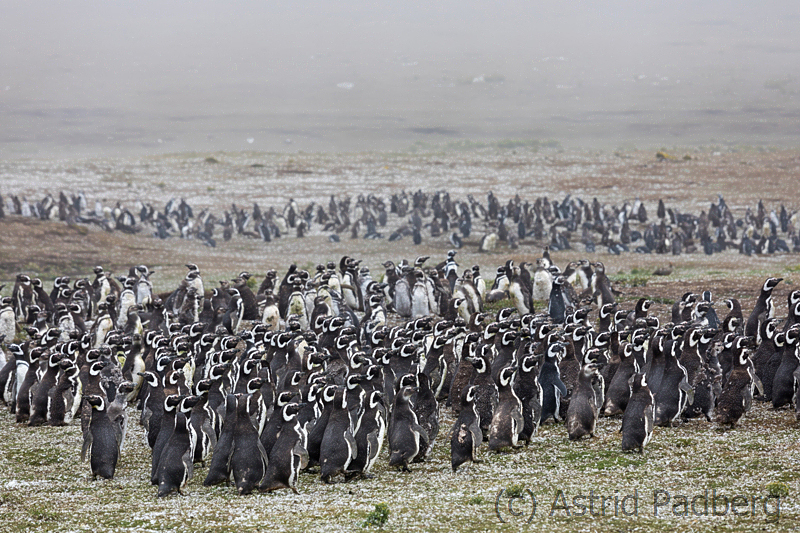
620,373 -> 654,452
566,364 -> 603,440
451,385 -> 483,472
82,395 -> 119,480
488,366 -> 523,450
260,402 -> 308,493
388,386 -> 428,472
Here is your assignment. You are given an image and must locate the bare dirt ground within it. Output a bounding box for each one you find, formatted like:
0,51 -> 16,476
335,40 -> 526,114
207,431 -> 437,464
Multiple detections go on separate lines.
1,147 -> 799,532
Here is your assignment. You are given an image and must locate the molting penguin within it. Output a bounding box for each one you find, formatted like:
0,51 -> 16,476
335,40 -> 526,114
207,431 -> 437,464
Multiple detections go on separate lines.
716,337 -> 758,428
566,363 -> 603,440
488,366 -> 523,450
620,373 -> 654,452
451,385 -> 483,472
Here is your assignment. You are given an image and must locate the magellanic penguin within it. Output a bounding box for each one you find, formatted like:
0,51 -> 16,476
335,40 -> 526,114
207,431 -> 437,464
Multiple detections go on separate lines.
488,366 -> 523,450
653,340 -> 693,427
716,337 -> 758,428
82,395 -> 119,480
230,393 -> 269,495
47,359 -> 80,426
156,410 -> 196,497
468,344 -> 499,439
514,349 -> 543,443
566,363 -> 603,440
319,387 -> 357,483
771,324 -> 800,409
388,385 -> 428,472
260,402 -> 308,494
203,394 -> 238,486
410,372 -> 439,462
620,373 -> 654,452
451,385 -> 483,472
348,389 -> 386,479
603,343 -> 640,416
538,342 -> 568,424
744,277 -> 782,339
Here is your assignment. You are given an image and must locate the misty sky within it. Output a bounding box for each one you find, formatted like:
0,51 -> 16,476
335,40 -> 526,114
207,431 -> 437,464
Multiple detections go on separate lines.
2,1 -> 799,157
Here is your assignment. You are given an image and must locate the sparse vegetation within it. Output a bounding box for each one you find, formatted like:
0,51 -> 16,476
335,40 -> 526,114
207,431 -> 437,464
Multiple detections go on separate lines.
362,503 -> 390,528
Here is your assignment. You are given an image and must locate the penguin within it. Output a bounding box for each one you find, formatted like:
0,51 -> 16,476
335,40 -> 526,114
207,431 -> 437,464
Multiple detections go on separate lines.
203,394 -> 238,486
156,410 -> 195,497
488,366 -> 523,450
304,384 -> 338,469
81,395 -> 119,480
388,385 -> 428,472
106,381 -> 134,453
514,350 -> 543,443
319,387 -> 357,483
653,340 -> 693,427
451,385 -> 483,472
151,395 -> 186,484
410,270 -> 430,319
547,275 -> 569,324
620,372 -> 654,452
260,402 -> 308,493
230,393 -> 269,495
745,277 -> 782,338
29,352 -> 65,426
410,372 -> 438,462
716,337 -> 758,428
468,344 -> 499,439
538,342 -> 568,424
393,274 -> 412,318
566,363 -> 603,440
771,324 -> 800,409
47,359 -> 80,426
603,343 -> 639,416
348,389 -> 386,479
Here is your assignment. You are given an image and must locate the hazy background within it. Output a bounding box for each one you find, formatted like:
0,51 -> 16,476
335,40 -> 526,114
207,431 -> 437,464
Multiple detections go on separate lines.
2,1 -> 799,158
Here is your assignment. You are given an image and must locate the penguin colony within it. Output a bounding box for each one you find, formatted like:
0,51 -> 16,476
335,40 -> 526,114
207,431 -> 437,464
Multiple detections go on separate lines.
1,189 -> 799,255
1,248 -> 798,497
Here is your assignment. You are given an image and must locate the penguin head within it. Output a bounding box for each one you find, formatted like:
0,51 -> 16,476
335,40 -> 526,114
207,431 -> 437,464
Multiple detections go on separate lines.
498,366 -> 516,388
368,390 -> 385,409
86,395 -> 106,410
763,277 -> 783,292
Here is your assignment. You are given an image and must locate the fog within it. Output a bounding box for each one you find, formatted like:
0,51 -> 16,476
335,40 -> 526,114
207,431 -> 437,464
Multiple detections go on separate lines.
2,1 -> 799,158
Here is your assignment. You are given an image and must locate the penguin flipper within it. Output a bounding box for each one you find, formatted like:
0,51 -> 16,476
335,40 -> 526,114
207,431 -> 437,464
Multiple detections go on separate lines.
293,439 -> 310,470
81,431 -> 92,462
679,380 -> 695,406
753,374 -> 765,396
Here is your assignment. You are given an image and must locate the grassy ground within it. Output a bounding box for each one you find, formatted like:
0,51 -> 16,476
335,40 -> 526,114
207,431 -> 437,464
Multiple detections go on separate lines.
1,148 -> 799,531
0,401 -> 797,532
